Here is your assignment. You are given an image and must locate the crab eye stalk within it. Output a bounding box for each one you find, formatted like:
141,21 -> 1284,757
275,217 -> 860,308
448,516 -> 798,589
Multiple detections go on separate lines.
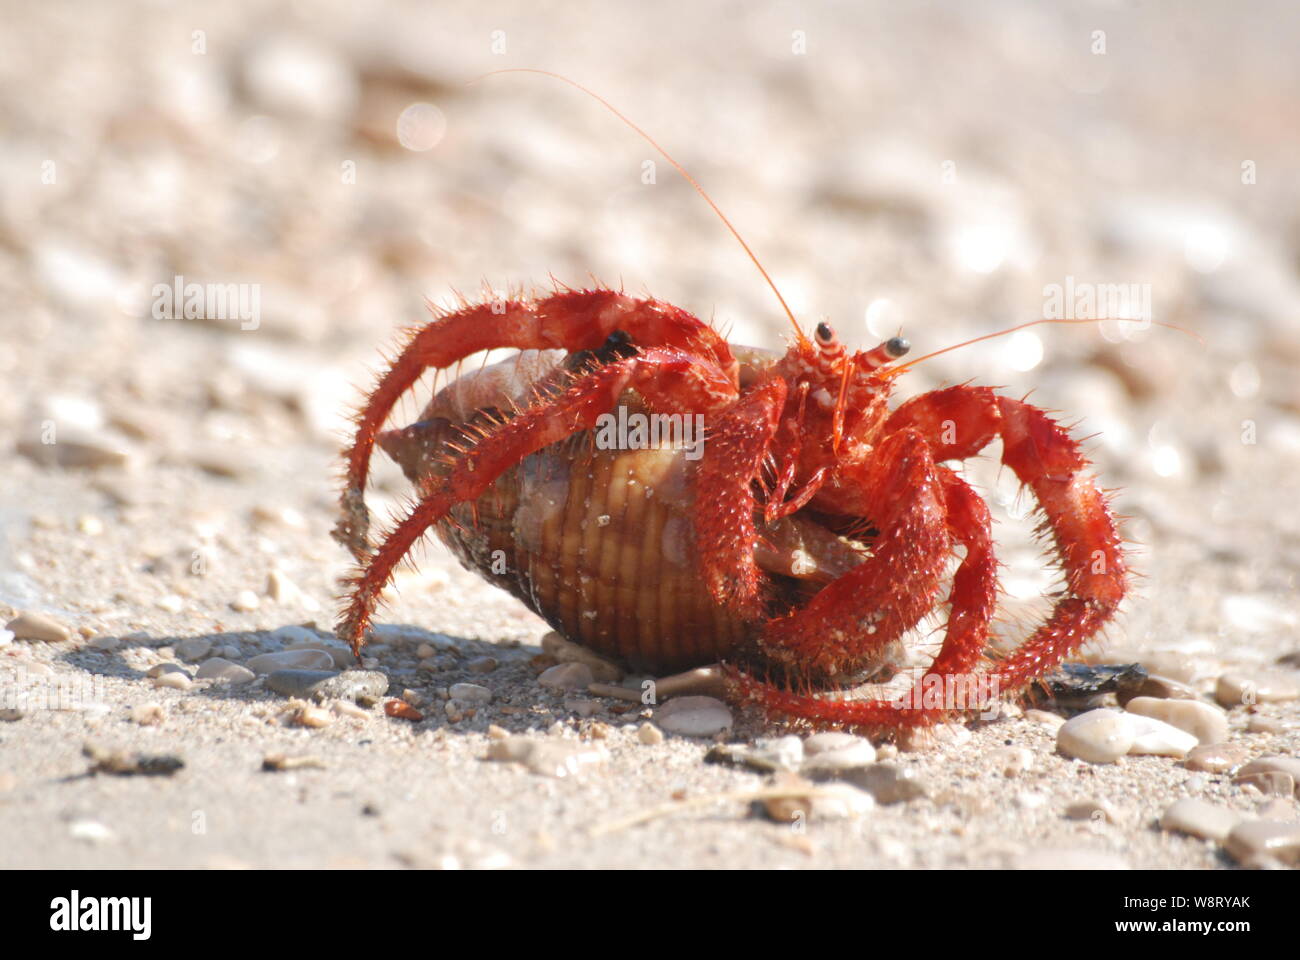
885,336 -> 910,358
815,322 -> 836,346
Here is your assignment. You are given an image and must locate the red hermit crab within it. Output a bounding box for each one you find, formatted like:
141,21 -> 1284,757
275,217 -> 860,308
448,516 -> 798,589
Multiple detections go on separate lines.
333,72 -> 1128,734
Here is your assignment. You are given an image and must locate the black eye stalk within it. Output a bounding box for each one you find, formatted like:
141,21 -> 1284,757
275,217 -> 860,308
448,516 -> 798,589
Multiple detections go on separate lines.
885,336 -> 910,359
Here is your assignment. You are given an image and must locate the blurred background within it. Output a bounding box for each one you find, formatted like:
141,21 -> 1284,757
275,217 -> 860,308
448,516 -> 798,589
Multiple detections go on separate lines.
2,0 -> 1298,666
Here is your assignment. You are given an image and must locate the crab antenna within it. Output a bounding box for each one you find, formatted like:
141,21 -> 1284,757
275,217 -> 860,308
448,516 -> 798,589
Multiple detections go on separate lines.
886,317 -> 1202,378
470,68 -> 807,344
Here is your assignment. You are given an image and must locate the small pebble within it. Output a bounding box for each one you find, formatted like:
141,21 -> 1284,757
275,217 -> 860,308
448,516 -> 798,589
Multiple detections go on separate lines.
69,820 -> 116,844
156,595 -> 185,614
312,670 -> 389,702
1160,798 -> 1241,841
247,649 -> 335,674
467,656 -> 498,674
130,704 -> 165,726
486,737 -> 607,778
265,569 -> 298,603
1184,742 -> 1248,774
801,740 -> 877,775
1125,696 -> 1228,744
842,762 -> 931,804
1126,714 -> 1198,758
1223,820 -> 1300,866
385,699 -> 424,721
88,636 -> 120,652
637,722 -> 664,745
1057,709 -> 1134,764
563,698 -> 601,717
5,611 -> 71,643
331,700 -> 369,720
1130,674 -> 1200,702
1215,670 -> 1300,707
1235,757 -> 1300,797
449,682 -> 492,704
654,696 -> 733,737
1247,716 -> 1286,734
174,637 -> 213,662
538,662 -> 594,692
231,590 -> 261,612
1065,798 -> 1122,824
146,663 -> 189,679
293,705 -> 333,728
266,669 -> 340,698
1025,709 -> 1065,730
989,746 -> 1034,777
194,658 -> 256,684
539,631 -> 623,682
152,672 -> 192,691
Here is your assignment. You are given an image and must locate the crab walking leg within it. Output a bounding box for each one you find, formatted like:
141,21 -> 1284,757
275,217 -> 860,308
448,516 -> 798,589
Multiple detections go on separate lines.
985,396 -> 1126,689
336,347 -> 738,658
692,379 -> 787,621
890,386 -> 1126,686
752,428 -> 952,679
334,288 -> 739,558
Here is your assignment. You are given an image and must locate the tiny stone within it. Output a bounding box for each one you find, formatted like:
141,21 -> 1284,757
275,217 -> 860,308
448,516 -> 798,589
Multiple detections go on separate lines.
1184,742 -> 1248,774
88,636 -> 120,652
266,669 -> 340,698
156,594 -> 185,613
875,744 -> 899,761
0,708 -> 24,722
146,663 -> 189,679
1065,798 -> 1122,824
449,682 -> 492,704
5,611 -> 71,643
416,643 -> 437,659
1247,716 -> 1286,734
1017,791 -> 1048,811
467,656 -> 498,674
637,722 -> 664,745
739,736 -> 804,772
804,732 -> 867,755
487,724 -> 510,740
1126,713 -> 1199,758
1025,709 -> 1066,730
293,705 -> 333,728
1057,709 -> 1134,764
1130,674 -> 1201,702
130,704 -> 166,726
842,762 -> 931,804
77,514 -> 104,536
990,746 -> 1034,777
564,698 -> 601,717
539,631 -> 623,682
1125,697 -> 1228,745
174,637 -> 213,662
1235,757 -> 1300,798
311,670 -> 389,701
247,649 -> 335,674
231,589 -> 261,612
486,737 -> 606,778
654,696 -> 733,737
194,658 -> 256,685
69,820 -> 116,844
1216,670 -> 1300,708
331,700 -> 369,720
538,662 -> 594,692
265,569 -> 298,603
1223,820 -> 1300,866
801,741 -> 877,775
152,672 -> 192,691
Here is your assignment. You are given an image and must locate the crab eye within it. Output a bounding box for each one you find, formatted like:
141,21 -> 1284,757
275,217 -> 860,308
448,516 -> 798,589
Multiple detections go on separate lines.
815,322 -> 835,345
885,336 -> 910,358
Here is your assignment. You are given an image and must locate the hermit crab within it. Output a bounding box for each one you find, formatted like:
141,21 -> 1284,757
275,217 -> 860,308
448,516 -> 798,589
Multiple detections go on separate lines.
332,72 -> 1129,734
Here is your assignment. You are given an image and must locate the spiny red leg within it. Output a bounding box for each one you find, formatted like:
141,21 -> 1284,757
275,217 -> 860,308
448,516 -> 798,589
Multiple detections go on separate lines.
753,428 -> 951,679
693,379 -> 787,621
336,346 -> 737,658
734,464 -> 999,730
334,288 -> 738,558
987,396 -> 1125,689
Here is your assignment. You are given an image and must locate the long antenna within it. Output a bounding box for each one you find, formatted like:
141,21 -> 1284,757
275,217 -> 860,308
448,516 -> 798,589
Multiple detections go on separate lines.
469,68 -> 807,344
886,317 -> 1203,378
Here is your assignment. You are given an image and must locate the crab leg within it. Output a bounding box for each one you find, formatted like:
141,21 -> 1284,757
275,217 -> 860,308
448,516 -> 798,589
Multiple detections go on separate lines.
734,387 -> 1125,732
335,289 -> 738,558
336,346 -> 737,658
